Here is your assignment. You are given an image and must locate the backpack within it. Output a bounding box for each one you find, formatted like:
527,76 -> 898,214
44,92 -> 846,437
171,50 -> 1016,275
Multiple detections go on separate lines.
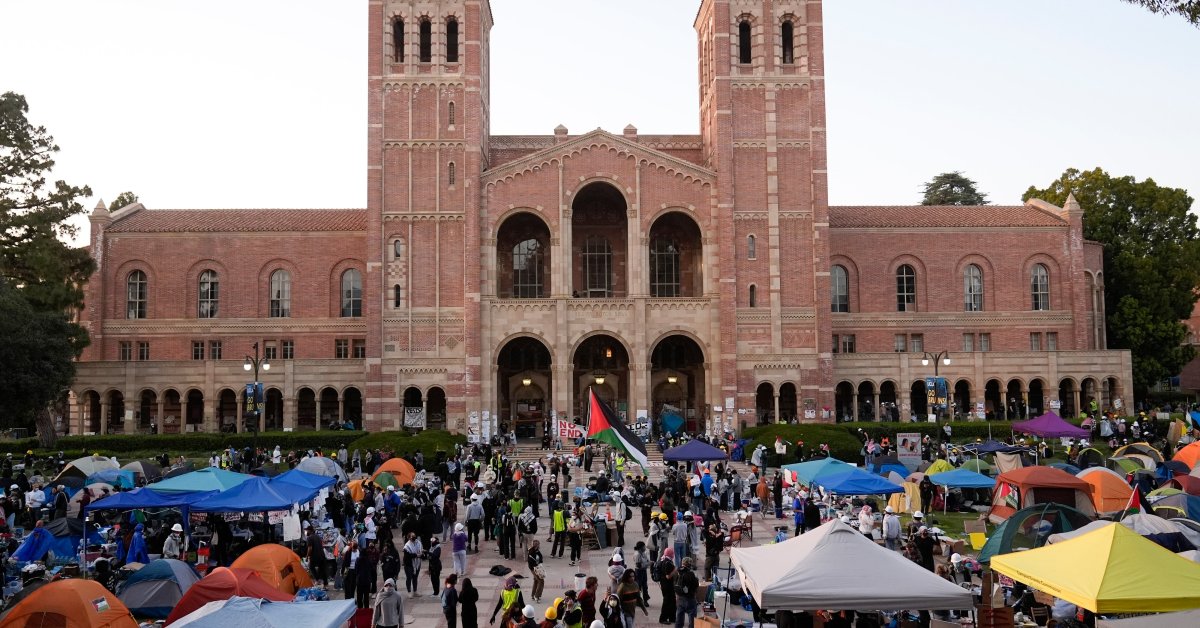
650,559 -> 661,582
674,570 -> 696,598
623,504 -> 633,522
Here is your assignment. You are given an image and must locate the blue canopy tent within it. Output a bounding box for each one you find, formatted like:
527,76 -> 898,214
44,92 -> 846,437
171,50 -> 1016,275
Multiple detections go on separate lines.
662,439 -> 728,463
782,457 -> 854,485
149,468 -> 253,494
85,486 -> 216,529
190,477 -> 313,513
813,468 -> 904,495
273,469 -> 336,492
1189,411 -> 1200,428
929,468 -> 997,489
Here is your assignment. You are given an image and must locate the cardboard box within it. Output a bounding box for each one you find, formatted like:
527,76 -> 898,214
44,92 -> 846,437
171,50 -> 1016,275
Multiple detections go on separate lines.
694,616 -> 720,628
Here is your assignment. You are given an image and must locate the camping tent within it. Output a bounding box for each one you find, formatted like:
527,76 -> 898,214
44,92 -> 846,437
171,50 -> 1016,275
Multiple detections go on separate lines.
988,466 -> 1096,523
169,596 -> 356,628
928,468 -> 996,489
886,480 -> 922,514
1167,475 -> 1200,496
12,517 -> 103,562
1174,442 -> 1200,470
150,468 -> 252,494
53,455 -> 120,482
960,458 -> 993,476
730,519 -> 972,611
1077,447 -> 1106,469
165,567 -> 294,626
978,503 -> 1094,563
990,523 -> 1200,613
1012,412 -> 1089,439
924,459 -> 955,476
88,468 -> 136,489
2,578 -> 138,628
119,559 -> 201,619
371,457 -> 416,486
122,460 -> 162,482
69,483 -> 113,517
1114,442 -> 1165,463
229,544 -> 313,595
1048,515 -> 1196,553
1077,467 -> 1133,515
1048,462 -> 1082,476
1151,493 -> 1200,522
190,477 -> 313,513
1107,457 -> 1142,475
294,456 -> 348,482
662,439 -> 728,462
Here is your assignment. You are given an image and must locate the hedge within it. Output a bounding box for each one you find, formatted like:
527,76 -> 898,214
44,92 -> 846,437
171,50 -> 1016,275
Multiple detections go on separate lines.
348,430 -> 467,459
0,431 -> 367,456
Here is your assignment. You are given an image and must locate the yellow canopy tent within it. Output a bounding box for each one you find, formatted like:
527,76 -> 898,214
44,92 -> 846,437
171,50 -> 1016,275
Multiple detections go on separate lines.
991,522 -> 1200,613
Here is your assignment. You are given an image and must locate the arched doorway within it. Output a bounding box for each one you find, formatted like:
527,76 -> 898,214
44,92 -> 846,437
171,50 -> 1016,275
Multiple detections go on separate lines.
880,381 -> 898,422
218,389 -> 238,432
427,387 -> 447,430
496,212 -> 552,298
186,390 -> 204,431
755,383 -> 775,425
106,391 -> 126,434
779,383 -> 798,423
343,387 -> 363,430
497,336 -> 552,438
84,391 -> 101,434
1006,379 -> 1025,419
1058,378 -> 1077,418
1081,377 -> 1098,418
319,387 -> 339,429
647,212 -> 703,297
265,388 -> 284,431
835,382 -> 854,422
297,388 -> 317,430
857,381 -> 876,421
572,182 -> 628,298
402,387 -> 424,430
162,389 -> 182,434
1028,379 -> 1045,417
985,379 -> 1002,419
573,334 -> 629,423
910,380 -> 928,418
139,390 -> 158,433
650,335 -> 706,433
954,380 -> 971,420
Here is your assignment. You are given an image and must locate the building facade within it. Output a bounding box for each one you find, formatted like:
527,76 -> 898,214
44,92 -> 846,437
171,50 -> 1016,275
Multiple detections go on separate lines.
69,0 -> 1131,437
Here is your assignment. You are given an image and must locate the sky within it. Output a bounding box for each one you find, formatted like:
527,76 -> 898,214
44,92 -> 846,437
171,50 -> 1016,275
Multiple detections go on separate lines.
2,0 -> 1197,246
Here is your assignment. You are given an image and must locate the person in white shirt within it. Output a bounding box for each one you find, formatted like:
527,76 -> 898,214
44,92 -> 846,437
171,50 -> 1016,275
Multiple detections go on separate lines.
882,505 -> 902,551
858,505 -> 876,540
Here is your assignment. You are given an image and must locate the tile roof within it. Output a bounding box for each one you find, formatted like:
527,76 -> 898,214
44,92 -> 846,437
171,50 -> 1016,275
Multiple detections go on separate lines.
106,208 -> 367,233
829,205 -> 1066,229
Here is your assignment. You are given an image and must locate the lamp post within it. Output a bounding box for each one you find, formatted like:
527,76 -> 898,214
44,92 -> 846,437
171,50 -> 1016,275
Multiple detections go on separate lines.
921,351 -> 951,422
243,342 -> 270,447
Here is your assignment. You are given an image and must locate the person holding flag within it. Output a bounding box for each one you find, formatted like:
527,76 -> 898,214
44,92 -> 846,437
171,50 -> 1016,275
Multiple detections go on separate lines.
584,388 -> 649,474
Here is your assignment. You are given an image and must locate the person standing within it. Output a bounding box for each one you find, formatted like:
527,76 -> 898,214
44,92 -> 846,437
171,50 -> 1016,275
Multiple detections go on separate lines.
372,578 -> 405,628
551,501 -> 568,558
499,504 -> 518,560
673,557 -> 700,628
615,568 -> 648,628
460,577 -> 479,628
656,548 -> 677,624
355,541 -> 378,609
490,577 -> 526,625
341,540 -> 360,605
452,522 -> 469,575
632,541 -> 652,606
427,536 -> 444,595
882,506 -> 902,551
526,539 -> 546,604
703,524 -> 724,581
402,533 -> 424,596
578,576 -> 598,627
670,515 -> 689,567
803,496 -> 821,534
858,505 -> 876,540
567,509 -> 585,567
441,574 -> 460,628
772,472 -> 784,519
466,494 -> 484,551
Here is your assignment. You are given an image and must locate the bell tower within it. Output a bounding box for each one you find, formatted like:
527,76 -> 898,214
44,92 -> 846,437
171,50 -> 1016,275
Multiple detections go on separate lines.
696,0 -> 833,418
365,0 -> 492,431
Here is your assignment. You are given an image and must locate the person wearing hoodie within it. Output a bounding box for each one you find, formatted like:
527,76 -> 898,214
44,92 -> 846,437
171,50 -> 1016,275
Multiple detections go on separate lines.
124,523 -> 150,565
518,506 -> 537,550
402,532 -> 424,596
459,577 -> 480,628
372,577 -> 405,628
490,576 -> 526,625
427,536 -> 444,595
452,522 -> 469,575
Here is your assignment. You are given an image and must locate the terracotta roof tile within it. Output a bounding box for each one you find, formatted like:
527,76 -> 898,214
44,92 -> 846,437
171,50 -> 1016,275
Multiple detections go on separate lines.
829,205 -> 1066,229
106,208 -> 366,233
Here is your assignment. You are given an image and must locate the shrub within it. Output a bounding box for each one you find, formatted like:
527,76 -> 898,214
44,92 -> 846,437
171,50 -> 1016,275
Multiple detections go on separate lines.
349,430 -> 467,459
0,431 -> 366,457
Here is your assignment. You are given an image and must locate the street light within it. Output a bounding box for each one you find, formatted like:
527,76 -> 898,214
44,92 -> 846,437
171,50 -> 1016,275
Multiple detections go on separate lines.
921,351 -> 951,422
243,342 -> 270,442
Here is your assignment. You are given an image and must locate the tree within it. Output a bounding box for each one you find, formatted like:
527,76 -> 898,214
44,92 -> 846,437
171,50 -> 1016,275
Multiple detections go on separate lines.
1122,0 -> 1200,26
0,279 -> 78,443
109,190 -> 139,211
1023,168 -> 1200,396
0,92 -> 94,443
920,171 -> 988,206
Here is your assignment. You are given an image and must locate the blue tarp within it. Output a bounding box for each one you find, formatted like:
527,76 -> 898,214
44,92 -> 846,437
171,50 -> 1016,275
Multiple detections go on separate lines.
149,468 -> 253,494
86,468 -> 136,489
813,468 -> 904,495
272,469 -> 336,492
12,518 -> 103,562
662,439 -> 728,462
928,468 -> 997,489
782,458 -> 854,485
876,463 -> 911,478
660,411 -> 684,435
190,477 -> 313,513
1189,411 -> 1200,428
1048,462 -> 1083,475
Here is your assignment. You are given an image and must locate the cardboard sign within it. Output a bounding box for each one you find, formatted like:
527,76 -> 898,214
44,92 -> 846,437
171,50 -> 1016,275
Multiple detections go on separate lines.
557,420 -> 583,439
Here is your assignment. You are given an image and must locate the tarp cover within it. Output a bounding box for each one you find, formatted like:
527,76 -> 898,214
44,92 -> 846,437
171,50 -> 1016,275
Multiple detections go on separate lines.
928,468 -> 996,489
165,567 -> 294,626
991,523 -> 1200,613
731,519 -> 972,611
87,486 -> 216,513
273,469 -> 336,492
662,439 -> 729,462
12,518 -> 103,562
1096,609 -> 1200,627
1012,412 -> 1089,438
119,558 -> 200,619
814,468 -> 904,495
190,477 -> 312,513
149,468 -> 253,494
293,457 -> 348,482
781,458 -> 854,485
169,596 -> 356,628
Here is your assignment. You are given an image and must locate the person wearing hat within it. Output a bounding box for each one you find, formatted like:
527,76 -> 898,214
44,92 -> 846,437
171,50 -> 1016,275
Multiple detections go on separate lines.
452,522 -> 469,575
670,511 -> 689,568
163,523 -> 186,560
907,511 -> 925,539
882,505 -> 902,551
372,577 -> 405,628
490,576 -> 526,625
913,526 -> 936,572
539,605 -> 558,628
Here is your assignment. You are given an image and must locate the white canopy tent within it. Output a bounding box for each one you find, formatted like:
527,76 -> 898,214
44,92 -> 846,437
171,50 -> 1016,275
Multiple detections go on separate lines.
730,519 -> 973,611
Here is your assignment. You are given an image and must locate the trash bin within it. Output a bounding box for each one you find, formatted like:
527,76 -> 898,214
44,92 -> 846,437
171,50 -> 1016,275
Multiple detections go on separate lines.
594,520 -> 607,549
574,573 -> 587,591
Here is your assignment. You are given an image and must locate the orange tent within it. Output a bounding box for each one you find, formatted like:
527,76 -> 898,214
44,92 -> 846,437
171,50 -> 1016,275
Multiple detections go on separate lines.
165,567 -> 293,625
989,466 -> 1096,523
3,578 -> 138,627
372,457 -> 416,486
229,543 -> 313,595
1078,467 -> 1132,515
1174,442 -> 1200,471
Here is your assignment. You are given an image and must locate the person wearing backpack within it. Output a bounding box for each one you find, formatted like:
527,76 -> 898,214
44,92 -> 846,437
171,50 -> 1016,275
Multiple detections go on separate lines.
442,574 -> 460,628
656,548 -> 677,624
616,496 -> 632,547
673,557 -> 700,628
633,541 -> 652,606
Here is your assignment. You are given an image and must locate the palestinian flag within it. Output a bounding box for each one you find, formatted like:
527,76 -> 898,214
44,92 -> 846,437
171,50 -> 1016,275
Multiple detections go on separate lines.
1122,488 -> 1147,519
585,387 -> 649,469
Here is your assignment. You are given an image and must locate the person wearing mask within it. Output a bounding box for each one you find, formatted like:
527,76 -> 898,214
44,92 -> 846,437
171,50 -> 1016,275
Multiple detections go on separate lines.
303,521 -> 329,588
163,523 -> 186,560
341,540 -> 360,605
673,557 -> 700,628
460,577 -> 480,628
52,485 -> 69,520
442,574 -> 460,628
427,536 -> 444,595
372,577 -> 405,628
380,541 -> 402,589
356,540 -> 379,609
567,509 -> 585,566
526,539 -> 546,603
498,505 -> 518,560
490,576 -> 526,625
656,548 -> 677,624
452,522 -> 469,575
913,526 -> 937,572
632,541 -> 652,606
402,532 -> 424,596
703,523 -> 724,580
518,506 -> 538,550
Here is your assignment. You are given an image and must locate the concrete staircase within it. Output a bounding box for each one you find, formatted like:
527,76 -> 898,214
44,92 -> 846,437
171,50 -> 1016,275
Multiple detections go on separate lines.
504,441 -> 669,484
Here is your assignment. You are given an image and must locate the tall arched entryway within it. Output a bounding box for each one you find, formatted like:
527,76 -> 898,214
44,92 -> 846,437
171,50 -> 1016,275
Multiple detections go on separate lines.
755,383 -> 775,425
162,389 -> 182,434
265,388 -> 284,430
218,389 -> 238,431
954,380 -> 971,420
402,387 -> 424,430
857,381 -> 876,421
343,387 -> 363,430
1028,379 -> 1045,417
105,390 -> 125,433
650,334 -> 706,433
1007,379 -> 1025,419
910,380 -> 928,418
427,387 -> 447,430
572,182 -> 628,298
985,379 -> 1002,419
186,390 -> 204,431
779,383 -> 798,423
497,212 -> 552,299
834,382 -> 854,422
319,387 -> 339,429
880,381 -> 898,422
1058,378 -> 1077,418
83,391 -> 101,434
497,336 -> 552,438
647,212 -> 703,297
139,390 -> 158,432
1081,377 -> 1098,417
573,334 -> 629,422
297,388 -> 317,430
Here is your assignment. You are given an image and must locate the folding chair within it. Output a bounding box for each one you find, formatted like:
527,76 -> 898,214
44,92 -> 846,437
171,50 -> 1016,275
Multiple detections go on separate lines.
969,532 -> 987,551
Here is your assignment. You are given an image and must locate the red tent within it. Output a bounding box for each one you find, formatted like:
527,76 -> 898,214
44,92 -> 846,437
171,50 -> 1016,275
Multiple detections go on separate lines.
1168,475 -> 1200,496
165,567 -> 293,625
988,466 -> 1095,523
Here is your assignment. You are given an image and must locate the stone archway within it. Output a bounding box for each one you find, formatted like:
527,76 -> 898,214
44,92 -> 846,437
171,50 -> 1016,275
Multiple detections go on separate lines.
572,182 -> 628,298
496,336 -> 552,439
573,334 -> 629,423
650,334 -> 706,433
497,212 -> 552,299
427,387 -> 447,430
647,211 -> 703,297
755,383 -> 775,426
297,388 -> 317,430
835,382 -> 854,422
343,387 -> 363,430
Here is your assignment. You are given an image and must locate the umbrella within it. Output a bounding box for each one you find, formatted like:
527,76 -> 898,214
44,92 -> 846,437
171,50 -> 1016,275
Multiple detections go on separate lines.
122,460 -> 162,482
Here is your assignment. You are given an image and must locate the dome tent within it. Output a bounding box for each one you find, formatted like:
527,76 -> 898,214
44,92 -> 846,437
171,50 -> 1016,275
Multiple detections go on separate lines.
165,567 -> 294,626
229,543 -> 312,595
3,578 -> 137,627
978,503 -> 1093,563
118,558 -> 200,619
988,466 -> 1096,524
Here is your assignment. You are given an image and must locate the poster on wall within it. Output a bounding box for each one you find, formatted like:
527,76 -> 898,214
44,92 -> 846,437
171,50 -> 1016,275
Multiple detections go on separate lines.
467,411 -> 480,443
975,402 -> 986,420
482,411 -> 491,441
896,432 -> 922,471
404,407 -> 426,429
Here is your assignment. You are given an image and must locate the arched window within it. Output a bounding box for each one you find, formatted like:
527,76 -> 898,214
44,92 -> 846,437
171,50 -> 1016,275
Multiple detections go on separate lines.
831,265 -> 849,313
1031,264 -> 1050,310
746,234 -> 757,260
448,101 -> 455,126
269,270 -> 291,318
964,264 -> 983,312
198,270 -> 219,318
583,236 -> 612,298
446,18 -> 459,63
781,20 -> 794,64
393,284 -> 403,308
512,238 -> 544,298
341,269 -> 362,317
392,19 -> 404,62
738,21 -> 752,64
126,270 -> 147,319
749,284 -> 758,307
419,19 -> 432,62
393,239 -> 403,259
448,162 -> 456,186
650,238 -> 681,297
896,264 -> 916,312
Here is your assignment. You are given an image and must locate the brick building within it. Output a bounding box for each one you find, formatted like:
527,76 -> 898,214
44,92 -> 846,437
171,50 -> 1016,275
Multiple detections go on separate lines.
68,0 -> 1131,437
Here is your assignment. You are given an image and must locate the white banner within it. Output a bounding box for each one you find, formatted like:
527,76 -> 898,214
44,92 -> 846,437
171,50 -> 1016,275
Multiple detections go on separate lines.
557,419 -> 583,440
404,407 -> 426,428
896,432 -> 922,471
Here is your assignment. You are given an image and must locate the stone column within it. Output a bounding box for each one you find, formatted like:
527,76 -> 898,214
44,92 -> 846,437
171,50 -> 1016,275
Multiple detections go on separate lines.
852,392 -> 859,421
774,393 -> 781,424
873,392 -> 881,422
181,399 -> 189,434
1020,387 -> 1029,420
209,396 -> 220,433
1073,385 -> 1082,419
284,396 -> 296,432
339,396 -> 345,426
99,401 -> 109,435
236,395 -> 244,434
78,399 -> 87,435
155,399 -> 164,435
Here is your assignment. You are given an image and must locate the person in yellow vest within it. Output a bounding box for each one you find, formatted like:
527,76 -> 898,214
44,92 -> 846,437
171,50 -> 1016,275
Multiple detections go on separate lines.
490,576 -> 526,624
615,454 -> 626,484
551,502 -> 568,558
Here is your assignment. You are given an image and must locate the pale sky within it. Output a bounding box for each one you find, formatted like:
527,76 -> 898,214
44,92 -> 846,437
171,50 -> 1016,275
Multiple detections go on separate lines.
2,0 -> 1197,246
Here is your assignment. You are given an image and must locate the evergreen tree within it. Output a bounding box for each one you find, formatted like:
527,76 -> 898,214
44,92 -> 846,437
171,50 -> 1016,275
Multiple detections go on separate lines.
920,171 -> 988,206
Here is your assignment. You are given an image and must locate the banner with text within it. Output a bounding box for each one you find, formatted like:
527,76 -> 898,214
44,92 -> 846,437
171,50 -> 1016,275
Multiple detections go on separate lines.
557,419 -> 583,440
896,432 -> 922,471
